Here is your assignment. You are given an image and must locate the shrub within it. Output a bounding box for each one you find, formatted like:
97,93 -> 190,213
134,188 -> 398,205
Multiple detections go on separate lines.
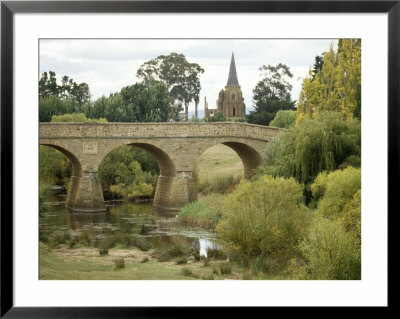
155,245 -> 187,262
269,110 -> 297,128
131,236 -> 151,251
206,247 -> 226,260
299,217 -> 361,280
51,112 -> 107,123
212,266 -> 219,275
217,175 -> 311,258
99,247 -> 109,256
340,189 -> 361,246
176,258 -> 188,265
317,167 -> 361,220
198,174 -> 242,195
181,268 -> 196,278
219,263 -> 232,275
205,112 -> 226,122
114,258 -> 125,269
98,236 -> 116,255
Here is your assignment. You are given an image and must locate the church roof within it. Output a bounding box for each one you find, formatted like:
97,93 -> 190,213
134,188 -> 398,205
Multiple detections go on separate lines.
226,52 -> 239,86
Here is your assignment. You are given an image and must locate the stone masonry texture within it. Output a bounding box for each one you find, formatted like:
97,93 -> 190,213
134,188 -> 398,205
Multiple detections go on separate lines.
39,122 -> 282,212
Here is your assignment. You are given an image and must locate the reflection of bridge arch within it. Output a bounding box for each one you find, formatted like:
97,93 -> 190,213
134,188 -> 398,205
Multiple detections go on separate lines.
39,122 -> 282,212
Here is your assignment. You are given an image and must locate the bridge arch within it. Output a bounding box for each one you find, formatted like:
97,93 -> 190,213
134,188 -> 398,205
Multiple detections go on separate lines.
39,143 -> 85,210
98,142 -> 177,210
195,139 -> 264,180
222,141 -> 263,179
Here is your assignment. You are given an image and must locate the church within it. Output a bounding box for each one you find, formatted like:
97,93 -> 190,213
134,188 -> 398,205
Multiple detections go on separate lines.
204,53 -> 246,120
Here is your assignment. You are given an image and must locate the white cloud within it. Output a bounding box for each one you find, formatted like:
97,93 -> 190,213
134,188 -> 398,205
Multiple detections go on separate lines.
40,39 -> 337,115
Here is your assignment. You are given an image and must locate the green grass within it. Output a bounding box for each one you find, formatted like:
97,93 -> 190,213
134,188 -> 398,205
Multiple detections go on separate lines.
178,193 -> 225,228
39,243 -> 197,280
195,144 -> 244,194
39,242 -> 244,280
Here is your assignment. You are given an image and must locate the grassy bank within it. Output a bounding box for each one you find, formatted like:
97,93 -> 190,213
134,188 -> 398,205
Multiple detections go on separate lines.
195,144 -> 243,194
178,194 -> 224,229
39,242 -> 240,280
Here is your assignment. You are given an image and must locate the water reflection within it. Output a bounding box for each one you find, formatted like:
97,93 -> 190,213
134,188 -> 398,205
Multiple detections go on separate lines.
40,196 -> 218,254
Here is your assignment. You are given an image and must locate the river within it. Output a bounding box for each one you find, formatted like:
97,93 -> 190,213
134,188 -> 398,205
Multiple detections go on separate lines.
40,193 -> 219,257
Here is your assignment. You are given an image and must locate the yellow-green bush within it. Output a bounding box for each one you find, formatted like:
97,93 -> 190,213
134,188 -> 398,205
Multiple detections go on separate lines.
216,176 -> 311,258
51,113 -> 107,122
299,217 -> 361,280
340,189 -> 361,247
310,171 -> 329,203
317,167 -> 361,220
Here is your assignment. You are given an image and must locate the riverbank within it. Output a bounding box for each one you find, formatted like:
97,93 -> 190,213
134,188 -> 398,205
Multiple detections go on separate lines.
39,242 -> 241,280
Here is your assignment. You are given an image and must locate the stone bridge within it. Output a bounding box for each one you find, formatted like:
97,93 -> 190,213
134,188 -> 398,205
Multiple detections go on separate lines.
39,122 -> 281,212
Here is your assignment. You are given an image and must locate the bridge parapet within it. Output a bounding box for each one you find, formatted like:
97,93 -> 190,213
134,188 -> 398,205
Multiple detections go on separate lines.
39,122 -> 281,141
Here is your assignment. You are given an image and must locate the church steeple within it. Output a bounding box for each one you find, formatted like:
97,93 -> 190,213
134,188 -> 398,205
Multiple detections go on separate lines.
226,52 -> 239,86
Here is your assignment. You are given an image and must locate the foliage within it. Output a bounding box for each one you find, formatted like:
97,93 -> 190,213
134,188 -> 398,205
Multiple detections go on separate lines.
204,111 -> 226,122
98,145 -> 159,199
88,83 -> 172,122
269,110 -> 297,128
247,63 -> 296,126
136,52 -> 204,119
310,171 -> 329,204
216,176 -> 311,258
297,39 -> 361,122
299,217 -> 361,280
196,173 -> 242,195
39,71 -> 91,104
312,55 -> 324,80
114,258 -> 126,269
178,194 -> 225,228
51,113 -> 107,123
39,145 -> 71,187
39,96 -> 79,122
317,167 -> 361,220
258,112 -> 361,184
340,189 -> 361,246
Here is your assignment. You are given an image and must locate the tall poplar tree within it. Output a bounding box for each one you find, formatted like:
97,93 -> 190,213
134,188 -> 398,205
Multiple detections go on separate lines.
296,39 -> 361,123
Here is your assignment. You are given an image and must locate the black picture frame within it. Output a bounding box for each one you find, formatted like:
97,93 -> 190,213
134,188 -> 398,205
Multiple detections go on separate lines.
1,0 -> 396,317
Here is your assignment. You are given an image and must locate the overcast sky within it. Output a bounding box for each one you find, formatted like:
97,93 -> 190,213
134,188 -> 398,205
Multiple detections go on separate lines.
39,39 -> 337,116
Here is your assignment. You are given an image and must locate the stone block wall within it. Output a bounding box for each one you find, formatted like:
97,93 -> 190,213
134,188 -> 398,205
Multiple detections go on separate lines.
39,122 -> 282,212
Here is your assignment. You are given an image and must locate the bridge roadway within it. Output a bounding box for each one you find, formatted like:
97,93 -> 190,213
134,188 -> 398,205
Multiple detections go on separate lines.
39,122 -> 281,212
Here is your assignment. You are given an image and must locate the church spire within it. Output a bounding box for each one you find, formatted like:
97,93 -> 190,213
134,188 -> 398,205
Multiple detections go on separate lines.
226,52 -> 239,86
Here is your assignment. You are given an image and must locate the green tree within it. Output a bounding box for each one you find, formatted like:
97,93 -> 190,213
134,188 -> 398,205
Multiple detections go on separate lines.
88,83 -> 172,123
136,53 -> 204,120
39,96 -> 78,122
297,39 -> 361,123
247,63 -> 296,126
312,55 -> 324,80
98,145 -> 159,199
39,71 -> 90,104
39,71 -> 59,98
269,110 -> 297,128
39,145 -> 71,188
258,112 -> 361,184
